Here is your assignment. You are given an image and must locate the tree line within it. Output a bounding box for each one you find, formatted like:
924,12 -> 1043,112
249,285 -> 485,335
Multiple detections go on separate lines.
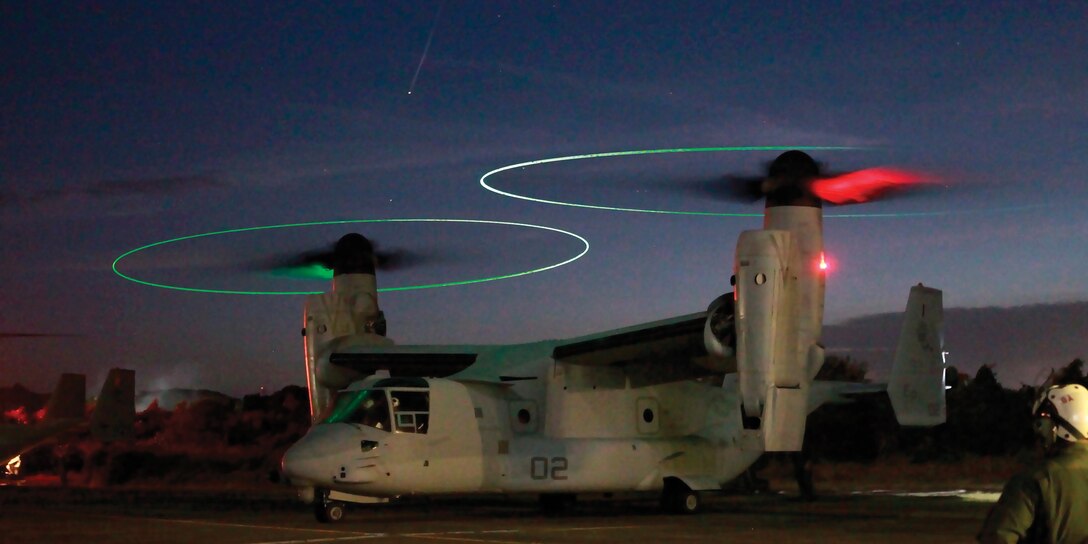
806,356 -> 1088,462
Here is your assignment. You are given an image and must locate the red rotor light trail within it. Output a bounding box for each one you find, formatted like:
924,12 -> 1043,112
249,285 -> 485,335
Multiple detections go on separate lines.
812,168 -> 930,205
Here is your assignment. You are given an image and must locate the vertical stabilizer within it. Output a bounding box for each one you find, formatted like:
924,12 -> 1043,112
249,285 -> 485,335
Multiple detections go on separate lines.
89,369 -> 136,442
43,373 -> 85,421
888,284 -> 946,426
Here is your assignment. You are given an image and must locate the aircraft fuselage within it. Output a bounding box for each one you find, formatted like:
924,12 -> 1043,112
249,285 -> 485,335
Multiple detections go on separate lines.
283,363 -> 762,499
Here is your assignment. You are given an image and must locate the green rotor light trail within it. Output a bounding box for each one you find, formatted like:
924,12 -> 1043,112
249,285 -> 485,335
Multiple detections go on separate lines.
113,219 -> 590,296
270,262 -> 336,280
478,146 -> 975,218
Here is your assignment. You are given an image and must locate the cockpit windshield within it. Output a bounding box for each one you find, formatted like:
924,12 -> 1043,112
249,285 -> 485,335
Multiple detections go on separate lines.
321,389 -> 391,431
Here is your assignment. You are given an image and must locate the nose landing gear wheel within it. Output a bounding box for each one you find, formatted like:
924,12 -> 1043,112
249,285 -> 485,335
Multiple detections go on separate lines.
314,490 -> 346,523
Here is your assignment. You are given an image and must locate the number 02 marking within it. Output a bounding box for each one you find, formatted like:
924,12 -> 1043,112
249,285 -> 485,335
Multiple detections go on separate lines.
529,456 -> 568,480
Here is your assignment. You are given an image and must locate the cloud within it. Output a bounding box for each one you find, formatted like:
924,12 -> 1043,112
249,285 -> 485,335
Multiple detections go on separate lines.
1,174 -> 227,209
214,59 -> 882,192
80,175 -> 226,198
0,332 -> 81,339
0,174 -> 230,224
823,301 -> 1088,387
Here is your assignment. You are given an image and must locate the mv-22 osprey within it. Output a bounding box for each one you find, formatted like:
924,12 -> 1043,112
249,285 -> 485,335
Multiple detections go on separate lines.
281,150 -> 948,522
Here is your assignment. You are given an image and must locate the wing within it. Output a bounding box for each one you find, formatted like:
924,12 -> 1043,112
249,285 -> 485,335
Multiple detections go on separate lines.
327,345 -> 482,379
325,313 -> 720,386
551,312 -> 721,385
552,312 -> 708,365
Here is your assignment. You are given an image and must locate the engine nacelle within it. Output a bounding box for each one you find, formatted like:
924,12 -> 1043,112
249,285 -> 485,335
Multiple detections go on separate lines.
703,293 -> 734,355
303,273 -> 389,421
735,229 -> 791,418
734,228 -> 808,452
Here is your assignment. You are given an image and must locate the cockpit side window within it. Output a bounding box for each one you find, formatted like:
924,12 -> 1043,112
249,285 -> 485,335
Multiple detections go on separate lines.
390,390 -> 429,434
321,389 -> 392,432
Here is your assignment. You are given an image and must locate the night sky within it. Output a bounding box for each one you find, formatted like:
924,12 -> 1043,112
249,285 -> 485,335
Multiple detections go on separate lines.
3,2 -> 1087,395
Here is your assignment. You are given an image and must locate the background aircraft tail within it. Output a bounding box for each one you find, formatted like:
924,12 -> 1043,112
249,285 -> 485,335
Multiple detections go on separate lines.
42,373 -> 86,421
887,284 -> 947,426
89,368 -> 136,442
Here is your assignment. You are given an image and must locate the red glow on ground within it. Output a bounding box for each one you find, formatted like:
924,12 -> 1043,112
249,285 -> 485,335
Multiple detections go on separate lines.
3,407 -> 30,425
812,168 -> 927,204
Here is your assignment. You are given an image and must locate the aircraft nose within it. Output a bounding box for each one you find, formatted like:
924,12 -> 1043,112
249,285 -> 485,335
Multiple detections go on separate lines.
282,425 -> 354,486
281,443 -> 320,486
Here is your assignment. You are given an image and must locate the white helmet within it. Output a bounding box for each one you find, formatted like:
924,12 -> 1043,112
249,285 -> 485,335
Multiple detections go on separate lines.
1033,384 -> 1088,443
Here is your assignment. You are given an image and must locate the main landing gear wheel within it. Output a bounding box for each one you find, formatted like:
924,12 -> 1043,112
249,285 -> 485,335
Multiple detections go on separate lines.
661,479 -> 701,514
314,490 -> 346,523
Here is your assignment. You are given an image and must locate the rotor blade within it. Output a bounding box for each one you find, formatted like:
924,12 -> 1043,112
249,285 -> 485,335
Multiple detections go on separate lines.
654,174 -> 766,203
374,249 -> 427,271
722,175 -> 770,202
251,235 -> 446,280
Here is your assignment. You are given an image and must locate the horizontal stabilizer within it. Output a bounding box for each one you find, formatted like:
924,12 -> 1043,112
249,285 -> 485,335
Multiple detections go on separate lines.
43,373 -> 86,421
888,284 -> 946,426
808,380 -> 886,409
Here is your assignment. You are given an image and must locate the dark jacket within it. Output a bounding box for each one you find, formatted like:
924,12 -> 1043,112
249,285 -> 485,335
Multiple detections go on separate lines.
978,442 -> 1088,543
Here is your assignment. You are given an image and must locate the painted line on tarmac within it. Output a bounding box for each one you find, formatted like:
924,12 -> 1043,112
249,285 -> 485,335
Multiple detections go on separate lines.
149,517 -> 388,543
250,536 -> 387,544
536,524 -> 659,532
19,508 -> 386,542
21,507 -> 366,537
404,537 -> 530,544
854,489 -> 1001,502
407,530 -> 520,535
88,511 -> 386,540
401,530 -> 529,543
128,515 -> 380,536
401,524 -> 660,543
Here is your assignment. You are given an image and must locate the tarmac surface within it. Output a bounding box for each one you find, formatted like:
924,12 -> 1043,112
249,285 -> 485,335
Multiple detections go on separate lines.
0,486 -> 997,543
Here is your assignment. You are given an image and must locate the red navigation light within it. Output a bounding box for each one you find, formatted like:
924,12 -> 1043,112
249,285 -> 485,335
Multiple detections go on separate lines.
819,252 -> 829,272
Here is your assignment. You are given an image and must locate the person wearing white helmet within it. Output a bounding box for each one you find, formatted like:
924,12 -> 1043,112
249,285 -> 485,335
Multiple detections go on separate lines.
978,383 -> 1088,543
